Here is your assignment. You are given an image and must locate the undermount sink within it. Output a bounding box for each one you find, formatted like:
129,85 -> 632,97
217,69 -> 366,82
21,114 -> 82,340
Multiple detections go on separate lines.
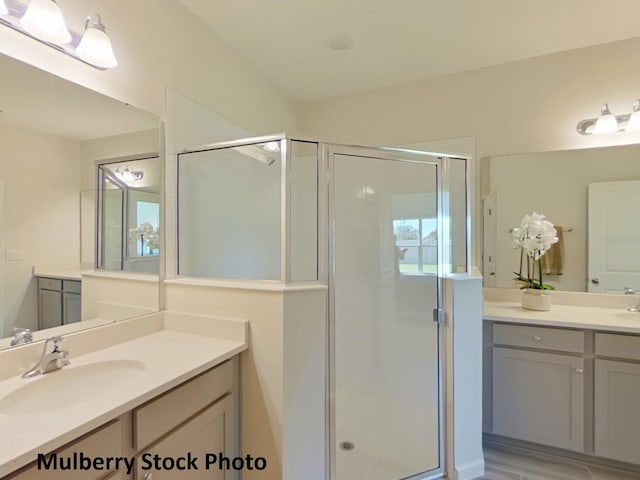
0,359 -> 145,415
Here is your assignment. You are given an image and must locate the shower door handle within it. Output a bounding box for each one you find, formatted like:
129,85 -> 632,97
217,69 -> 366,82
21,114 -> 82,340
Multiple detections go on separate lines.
433,308 -> 443,324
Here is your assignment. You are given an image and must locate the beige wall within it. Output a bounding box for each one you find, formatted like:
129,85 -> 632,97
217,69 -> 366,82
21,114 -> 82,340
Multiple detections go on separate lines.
0,122 -> 81,335
81,128 -> 160,190
81,273 -> 159,321
0,0 -> 296,136
299,36 -> 640,156
165,283 -> 284,480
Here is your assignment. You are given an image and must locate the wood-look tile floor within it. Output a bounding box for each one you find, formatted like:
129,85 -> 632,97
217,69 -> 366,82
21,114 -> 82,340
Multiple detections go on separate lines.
475,444 -> 640,480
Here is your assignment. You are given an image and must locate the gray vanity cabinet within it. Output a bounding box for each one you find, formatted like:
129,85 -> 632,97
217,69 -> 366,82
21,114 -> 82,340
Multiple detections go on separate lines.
492,347 -> 585,451
487,322 -> 640,467
6,420 -> 123,480
135,395 -> 234,480
37,277 -> 81,329
38,288 -> 63,330
594,333 -> 640,464
490,323 -> 586,452
62,292 -> 81,324
132,360 -> 238,480
5,359 -> 238,480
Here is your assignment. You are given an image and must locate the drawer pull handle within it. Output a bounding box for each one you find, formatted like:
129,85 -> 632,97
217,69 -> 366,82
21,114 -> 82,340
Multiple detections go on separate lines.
533,335 -> 542,341
575,368 -> 584,374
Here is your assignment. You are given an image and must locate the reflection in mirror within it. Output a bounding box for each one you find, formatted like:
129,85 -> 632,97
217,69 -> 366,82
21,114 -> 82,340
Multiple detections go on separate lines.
0,53 -> 159,350
97,156 -> 161,273
483,144 -> 640,293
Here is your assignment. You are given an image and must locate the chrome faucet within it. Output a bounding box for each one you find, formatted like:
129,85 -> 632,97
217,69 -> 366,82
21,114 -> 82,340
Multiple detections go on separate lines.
22,336 -> 70,379
624,287 -> 640,312
10,327 -> 33,346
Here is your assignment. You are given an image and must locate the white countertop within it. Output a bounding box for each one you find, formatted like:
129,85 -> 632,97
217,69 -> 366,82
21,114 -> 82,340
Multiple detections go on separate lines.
0,314 -> 247,477
33,267 -> 82,281
484,300 -> 640,334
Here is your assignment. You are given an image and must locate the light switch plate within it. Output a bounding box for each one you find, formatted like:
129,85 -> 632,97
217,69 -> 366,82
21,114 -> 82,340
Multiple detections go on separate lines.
6,250 -> 24,261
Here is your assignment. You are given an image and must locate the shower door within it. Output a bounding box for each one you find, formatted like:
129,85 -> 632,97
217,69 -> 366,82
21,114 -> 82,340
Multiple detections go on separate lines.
330,148 -> 443,480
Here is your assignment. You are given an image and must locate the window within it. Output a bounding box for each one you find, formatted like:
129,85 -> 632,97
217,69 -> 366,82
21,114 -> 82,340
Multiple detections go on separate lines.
393,218 -> 437,274
131,200 -> 160,257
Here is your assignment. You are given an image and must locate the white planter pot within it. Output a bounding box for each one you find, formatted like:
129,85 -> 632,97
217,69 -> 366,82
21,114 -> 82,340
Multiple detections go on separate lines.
521,289 -> 551,311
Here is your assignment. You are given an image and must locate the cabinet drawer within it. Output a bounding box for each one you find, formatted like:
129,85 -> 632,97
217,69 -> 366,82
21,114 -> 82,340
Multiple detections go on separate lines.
493,323 -> 584,353
596,333 -> 640,361
38,277 -> 62,291
62,280 -> 81,294
133,361 -> 233,450
135,395 -> 233,480
7,420 -> 122,480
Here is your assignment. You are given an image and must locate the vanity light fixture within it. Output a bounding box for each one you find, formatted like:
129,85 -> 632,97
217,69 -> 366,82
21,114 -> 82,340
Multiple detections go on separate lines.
20,0 -> 70,44
592,104 -> 618,135
76,13 -> 117,68
0,0 -> 117,70
626,100 -> 640,132
577,100 -> 640,135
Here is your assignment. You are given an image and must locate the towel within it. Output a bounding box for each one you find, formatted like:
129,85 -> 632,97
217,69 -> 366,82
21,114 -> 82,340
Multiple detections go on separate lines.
542,226 -> 565,275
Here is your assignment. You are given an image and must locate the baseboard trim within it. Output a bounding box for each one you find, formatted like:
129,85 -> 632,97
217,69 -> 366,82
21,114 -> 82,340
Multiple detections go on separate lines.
484,434 -> 640,475
454,458 -> 485,480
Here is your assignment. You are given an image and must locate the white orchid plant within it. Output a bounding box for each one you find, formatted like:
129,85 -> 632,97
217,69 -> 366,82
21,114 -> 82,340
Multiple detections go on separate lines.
129,222 -> 159,253
511,212 -> 558,290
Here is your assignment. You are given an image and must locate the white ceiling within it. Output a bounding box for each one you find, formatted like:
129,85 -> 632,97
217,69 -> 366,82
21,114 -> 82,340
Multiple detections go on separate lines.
179,0 -> 640,101
0,54 -> 158,141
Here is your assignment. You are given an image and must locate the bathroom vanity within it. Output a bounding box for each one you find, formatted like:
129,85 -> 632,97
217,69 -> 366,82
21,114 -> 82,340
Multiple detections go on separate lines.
36,275 -> 82,329
0,311 -> 247,480
483,300 -> 640,468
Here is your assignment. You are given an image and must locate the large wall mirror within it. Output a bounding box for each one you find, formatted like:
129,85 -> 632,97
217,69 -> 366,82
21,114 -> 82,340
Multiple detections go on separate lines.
483,143 -> 640,293
0,53 -> 161,350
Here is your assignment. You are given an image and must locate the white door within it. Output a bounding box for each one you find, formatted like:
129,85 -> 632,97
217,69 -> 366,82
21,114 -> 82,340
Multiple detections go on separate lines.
588,180 -> 640,292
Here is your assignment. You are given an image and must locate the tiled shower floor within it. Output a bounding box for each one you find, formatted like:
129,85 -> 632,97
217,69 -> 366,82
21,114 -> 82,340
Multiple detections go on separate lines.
475,444 -> 640,480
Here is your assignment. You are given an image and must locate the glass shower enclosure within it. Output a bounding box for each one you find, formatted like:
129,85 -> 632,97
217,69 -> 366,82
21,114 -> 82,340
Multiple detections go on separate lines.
177,134 -> 469,480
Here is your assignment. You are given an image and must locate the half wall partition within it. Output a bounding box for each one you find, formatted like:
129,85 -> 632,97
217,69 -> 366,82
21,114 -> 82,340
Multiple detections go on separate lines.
177,134 -> 470,480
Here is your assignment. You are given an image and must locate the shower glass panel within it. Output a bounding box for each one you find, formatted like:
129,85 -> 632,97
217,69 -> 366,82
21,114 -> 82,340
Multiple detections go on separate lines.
98,169 -> 124,270
289,140 -> 319,282
178,141 -> 282,280
332,152 -> 441,479
449,158 -> 468,273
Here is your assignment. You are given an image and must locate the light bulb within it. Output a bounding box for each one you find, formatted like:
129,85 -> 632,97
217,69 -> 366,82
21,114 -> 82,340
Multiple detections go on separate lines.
626,100 -> 640,132
20,0 -> 71,44
592,103 -> 618,135
76,13 -> 117,69
0,0 -> 8,16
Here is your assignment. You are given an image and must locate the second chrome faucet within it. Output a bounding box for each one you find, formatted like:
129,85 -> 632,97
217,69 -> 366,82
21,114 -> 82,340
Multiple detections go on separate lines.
22,336 -> 70,379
